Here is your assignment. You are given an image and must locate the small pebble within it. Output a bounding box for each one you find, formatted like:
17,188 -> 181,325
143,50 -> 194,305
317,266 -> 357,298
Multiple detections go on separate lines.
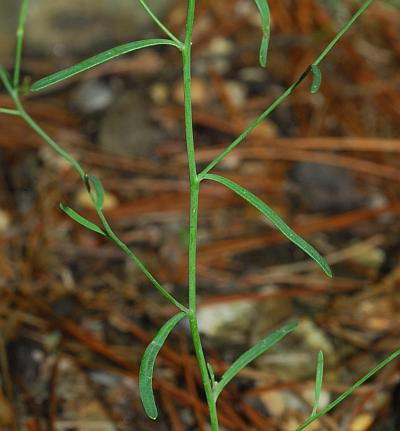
208,37 -> 235,57
71,79 -> 114,114
350,413 -> 374,431
76,187 -> 119,211
225,80 -> 247,107
150,82 -> 169,105
0,209 -> 10,233
173,77 -> 211,107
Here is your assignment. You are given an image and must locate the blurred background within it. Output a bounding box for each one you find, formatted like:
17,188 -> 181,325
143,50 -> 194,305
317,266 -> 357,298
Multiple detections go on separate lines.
0,0 -> 400,430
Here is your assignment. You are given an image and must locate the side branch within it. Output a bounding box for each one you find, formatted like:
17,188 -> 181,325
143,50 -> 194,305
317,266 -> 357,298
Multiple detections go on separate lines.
198,0 -> 375,180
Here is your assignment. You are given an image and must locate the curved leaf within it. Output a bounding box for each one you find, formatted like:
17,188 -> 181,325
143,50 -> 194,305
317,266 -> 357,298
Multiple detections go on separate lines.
312,350 -> 324,415
31,39 -> 180,91
59,203 -> 106,236
139,312 -> 186,420
85,174 -> 105,211
204,174 -> 332,277
214,321 -> 298,399
254,0 -> 271,67
310,64 -> 322,94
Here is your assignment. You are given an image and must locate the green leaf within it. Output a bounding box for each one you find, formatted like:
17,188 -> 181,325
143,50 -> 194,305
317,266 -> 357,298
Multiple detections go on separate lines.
254,0 -> 271,67
214,321 -> 298,399
85,174 -> 104,211
31,39 -> 180,91
312,350 -> 324,415
204,174 -> 332,277
59,203 -> 106,236
139,312 -> 186,420
310,64 -> 322,94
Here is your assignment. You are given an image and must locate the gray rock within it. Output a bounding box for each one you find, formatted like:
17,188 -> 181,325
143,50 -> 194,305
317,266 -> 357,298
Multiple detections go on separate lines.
70,79 -> 114,114
10,0 -> 176,58
98,92 -> 162,157
289,162 -> 364,213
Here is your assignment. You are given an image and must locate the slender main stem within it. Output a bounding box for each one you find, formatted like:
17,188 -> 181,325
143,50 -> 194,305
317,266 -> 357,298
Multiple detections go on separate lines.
182,0 -> 219,429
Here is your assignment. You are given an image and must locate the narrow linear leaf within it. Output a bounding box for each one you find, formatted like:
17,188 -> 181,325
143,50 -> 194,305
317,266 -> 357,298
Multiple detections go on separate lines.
59,203 -> 106,236
310,64 -> 322,94
204,174 -> 332,277
139,312 -> 186,420
312,350 -> 324,415
85,174 -> 104,211
254,0 -> 271,67
31,39 -> 179,91
214,321 -> 298,399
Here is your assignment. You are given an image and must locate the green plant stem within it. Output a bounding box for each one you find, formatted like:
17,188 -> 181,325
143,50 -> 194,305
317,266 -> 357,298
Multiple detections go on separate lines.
13,95 -> 86,178
138,0 -> 183,48
182,0 -> 219,429
189,315 -> 219,429
313,0 -> 374,67
8,88 -> 187,313
0,108 -> 20,116
96,209 -> 189,313
198,70 -> 308,180
295,348 -> 400,431
14,0 -> 29,89
198,0 -> 375,180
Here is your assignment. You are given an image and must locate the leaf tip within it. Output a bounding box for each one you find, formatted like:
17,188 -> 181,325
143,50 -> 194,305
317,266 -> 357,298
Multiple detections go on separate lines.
324,264 -> 333,278
30,82 -> 40,92
259,34 -> 269,68
285,321 -> 299,333
146,409 -> 158,421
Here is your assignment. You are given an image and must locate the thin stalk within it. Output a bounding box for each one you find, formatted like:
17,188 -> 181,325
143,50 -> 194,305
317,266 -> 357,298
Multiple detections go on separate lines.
13,95 -> 187,313
96,210 -> 188,313
14,0 -> 29,89
138,0 -> 183,48
0,108 -> 20,116
13,95 -> 86,179
198,0 -> 374,180
182,0 -> 219,429
313,0 -> 374,67
295,348 -> 400,431
198,70 -> 308,180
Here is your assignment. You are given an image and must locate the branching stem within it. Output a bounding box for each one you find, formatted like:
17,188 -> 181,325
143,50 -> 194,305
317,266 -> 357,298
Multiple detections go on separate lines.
198,0 -> 375,180
183,0 -> 219,428
138,0 -> 184,48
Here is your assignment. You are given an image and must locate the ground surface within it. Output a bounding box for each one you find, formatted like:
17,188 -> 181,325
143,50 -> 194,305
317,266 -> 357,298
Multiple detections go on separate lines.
0,1 -> 400,430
